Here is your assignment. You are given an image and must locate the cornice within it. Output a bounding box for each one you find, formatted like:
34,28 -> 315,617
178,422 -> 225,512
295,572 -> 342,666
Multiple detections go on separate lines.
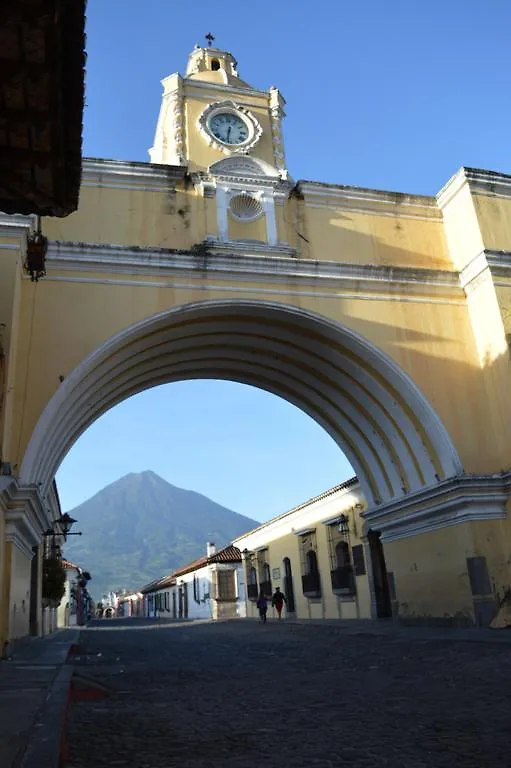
437,167 -> 511,210
45,240 -> 463,300
0,213 -> 35,238
484,249 -> 511,281
464,167 -> 511,200
460,249 -> 511,293
363,472 -> 510,542
459,250 -> 490,294
183,77 -> 268,99
204,238 -> 297,259
81,158 -> 187,193
297,181 -> 442,221
0,478 -> 52,555
200,174 -> 290,192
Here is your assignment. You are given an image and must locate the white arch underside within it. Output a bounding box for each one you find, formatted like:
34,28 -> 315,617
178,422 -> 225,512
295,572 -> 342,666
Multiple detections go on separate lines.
20,300 -> 462,506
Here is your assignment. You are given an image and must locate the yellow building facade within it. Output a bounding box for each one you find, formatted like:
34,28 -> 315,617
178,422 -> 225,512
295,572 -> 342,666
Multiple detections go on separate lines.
233,480 -> 376,622
1,44 -> 511,643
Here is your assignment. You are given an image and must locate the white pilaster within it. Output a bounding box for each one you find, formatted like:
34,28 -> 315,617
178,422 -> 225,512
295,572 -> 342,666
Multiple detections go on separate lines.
216,186 -> 230,242
262,192 -> 278,246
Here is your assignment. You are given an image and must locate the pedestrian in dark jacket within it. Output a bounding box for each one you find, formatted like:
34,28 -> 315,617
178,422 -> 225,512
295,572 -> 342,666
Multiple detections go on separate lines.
256,590 -> 268,623
271,587 -> 287,619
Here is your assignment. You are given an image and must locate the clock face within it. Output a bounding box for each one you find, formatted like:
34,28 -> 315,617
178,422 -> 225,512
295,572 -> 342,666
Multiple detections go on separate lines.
208,112 -> 249,145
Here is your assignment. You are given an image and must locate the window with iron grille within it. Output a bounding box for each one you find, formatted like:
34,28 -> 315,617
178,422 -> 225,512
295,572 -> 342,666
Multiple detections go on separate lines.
298,531 -> 318,575
164,592 -> 169,611
298,531 -> 321,597
256,550 -> 270,582
247,566 -> 258,600
217,569 -> 236,601
193,574 -> 201,604
352,544 -> 366,576
326,521 -> 356,595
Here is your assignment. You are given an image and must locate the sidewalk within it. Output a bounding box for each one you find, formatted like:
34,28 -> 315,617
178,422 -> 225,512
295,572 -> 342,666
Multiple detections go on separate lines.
257,616 -> 511,643
0,628 -> 79,768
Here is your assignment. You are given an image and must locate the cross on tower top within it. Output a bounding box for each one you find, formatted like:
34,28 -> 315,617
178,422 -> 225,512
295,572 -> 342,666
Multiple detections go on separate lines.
205,32 -> 215,48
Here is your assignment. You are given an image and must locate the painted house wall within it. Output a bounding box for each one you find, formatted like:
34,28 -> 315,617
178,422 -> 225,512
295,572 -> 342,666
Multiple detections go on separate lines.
146,562 -> 244,621
234,484 -> 371,622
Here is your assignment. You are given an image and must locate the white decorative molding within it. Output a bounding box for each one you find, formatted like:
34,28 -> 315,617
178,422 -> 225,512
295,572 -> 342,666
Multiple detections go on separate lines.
81,158 -> 186,193
269,87 -> 287,176
197,100 -> 263,156
460,249 -> 511,293
437,167 -> 511,209
228,192 -> 264,222
20,299 -> 462,507
459,250 -> 490,295
209,155 -> 281,180
184,78 -> 267,98
363,472 -> 510,542
299,181 -> 442,221
261,191 -> 278,245
167,87 -> 186,165
45,240 -> 463,301
149,74 -> 186,165
215,187 -> 229,241
484,249 -> 511,282
0,478 -> 52,558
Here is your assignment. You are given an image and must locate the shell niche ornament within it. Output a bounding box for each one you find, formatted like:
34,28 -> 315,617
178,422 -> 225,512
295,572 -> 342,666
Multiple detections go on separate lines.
229,192 -> 263,221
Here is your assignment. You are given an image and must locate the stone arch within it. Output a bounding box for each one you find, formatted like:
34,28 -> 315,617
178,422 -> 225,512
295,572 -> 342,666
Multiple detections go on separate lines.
19,300 -> 462,506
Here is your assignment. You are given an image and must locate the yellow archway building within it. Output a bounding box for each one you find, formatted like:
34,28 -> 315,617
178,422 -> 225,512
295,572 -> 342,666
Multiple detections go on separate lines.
1,44 -> 511,642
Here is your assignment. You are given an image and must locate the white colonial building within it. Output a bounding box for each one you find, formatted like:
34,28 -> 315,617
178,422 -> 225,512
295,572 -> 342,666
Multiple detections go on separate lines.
141,543 -> 245,621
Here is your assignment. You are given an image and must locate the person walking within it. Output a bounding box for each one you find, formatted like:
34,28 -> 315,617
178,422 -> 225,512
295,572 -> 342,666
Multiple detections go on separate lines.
271,586 -> 287,619
256,590 -> 268,623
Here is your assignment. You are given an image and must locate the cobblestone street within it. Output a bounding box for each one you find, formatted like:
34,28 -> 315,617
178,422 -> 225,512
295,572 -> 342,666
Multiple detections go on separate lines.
67,618 -> 511,767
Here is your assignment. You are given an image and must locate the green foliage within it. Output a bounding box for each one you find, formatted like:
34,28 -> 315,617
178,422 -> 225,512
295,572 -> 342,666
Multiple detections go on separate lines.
64,471 -> 259,599
42,556 -> 67,603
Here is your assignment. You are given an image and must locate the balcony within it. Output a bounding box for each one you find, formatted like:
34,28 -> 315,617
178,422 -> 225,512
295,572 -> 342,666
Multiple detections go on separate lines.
301,571 -> 321,598
330,566 -> 356,595
247,584 -> 259,601
259,580 -> 272,598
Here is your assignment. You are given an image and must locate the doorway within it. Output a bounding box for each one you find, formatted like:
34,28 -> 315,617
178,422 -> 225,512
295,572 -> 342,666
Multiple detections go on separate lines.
283,557 -> 296,613
367,530 -> 392,618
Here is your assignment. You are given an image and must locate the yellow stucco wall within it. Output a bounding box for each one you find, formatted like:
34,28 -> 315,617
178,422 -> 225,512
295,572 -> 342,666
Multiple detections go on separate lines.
299,199 -> 450,268
384,525 -> 476,621
6,246 -> 511,479
473,194 -> 511,252
2,44 -> 511,632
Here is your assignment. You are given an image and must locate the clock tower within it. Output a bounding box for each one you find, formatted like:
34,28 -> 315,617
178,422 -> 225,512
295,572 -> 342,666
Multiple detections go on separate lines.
149,43 -> 292,249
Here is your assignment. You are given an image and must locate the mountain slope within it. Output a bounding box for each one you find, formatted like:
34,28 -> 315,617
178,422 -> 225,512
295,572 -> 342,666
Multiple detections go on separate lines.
63,471 -> 259,598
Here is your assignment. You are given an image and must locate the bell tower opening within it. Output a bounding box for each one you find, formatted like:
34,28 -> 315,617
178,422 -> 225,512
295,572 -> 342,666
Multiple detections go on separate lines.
211,59 -> 220,71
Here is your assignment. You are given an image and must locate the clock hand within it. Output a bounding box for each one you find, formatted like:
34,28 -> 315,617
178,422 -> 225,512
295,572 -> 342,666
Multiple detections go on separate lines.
227,127 -> 231,141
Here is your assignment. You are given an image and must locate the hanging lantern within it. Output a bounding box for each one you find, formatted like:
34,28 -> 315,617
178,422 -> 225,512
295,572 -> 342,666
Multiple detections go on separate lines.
25,232 -> 47,281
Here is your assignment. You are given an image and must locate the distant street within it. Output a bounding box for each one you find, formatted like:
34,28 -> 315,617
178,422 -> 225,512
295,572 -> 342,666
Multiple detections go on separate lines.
67,618 -> 511,767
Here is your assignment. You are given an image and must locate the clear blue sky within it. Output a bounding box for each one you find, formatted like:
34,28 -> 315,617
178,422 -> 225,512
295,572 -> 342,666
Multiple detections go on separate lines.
56,0 -> 511,521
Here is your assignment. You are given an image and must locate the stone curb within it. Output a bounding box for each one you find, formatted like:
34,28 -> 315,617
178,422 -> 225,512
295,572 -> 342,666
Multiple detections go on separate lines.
19,629 -> 80,768
20,665 -> 74,768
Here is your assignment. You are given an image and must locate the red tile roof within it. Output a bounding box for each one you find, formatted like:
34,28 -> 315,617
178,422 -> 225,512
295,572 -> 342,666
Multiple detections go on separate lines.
209,545 -> 242,564
140,545 -> 242,593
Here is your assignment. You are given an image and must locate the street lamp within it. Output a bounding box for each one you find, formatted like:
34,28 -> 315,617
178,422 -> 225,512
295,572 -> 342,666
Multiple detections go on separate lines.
338,514 -> 350,536
56,513 -> 78,537
43,514 -> 82,560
